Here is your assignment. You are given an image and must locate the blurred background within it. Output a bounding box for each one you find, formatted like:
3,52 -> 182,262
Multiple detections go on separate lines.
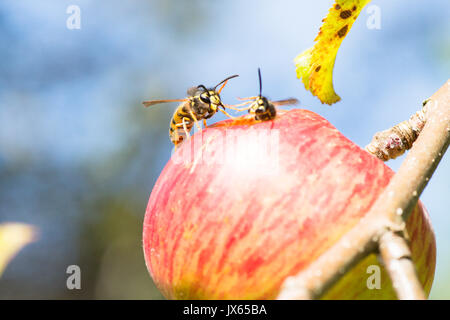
0,0 -> 448,299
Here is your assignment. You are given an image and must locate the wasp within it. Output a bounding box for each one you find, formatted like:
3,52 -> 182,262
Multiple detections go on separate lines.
143,75 -> 239,146
235,68 -> 299,121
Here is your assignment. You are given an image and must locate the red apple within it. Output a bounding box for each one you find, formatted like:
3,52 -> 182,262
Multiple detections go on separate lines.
143,109 -> 435,299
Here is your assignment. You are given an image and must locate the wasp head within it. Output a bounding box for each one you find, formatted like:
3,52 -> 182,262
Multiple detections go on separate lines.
251,96 -> 276,121
252,97 -> 269,114
196,85 -> 223,113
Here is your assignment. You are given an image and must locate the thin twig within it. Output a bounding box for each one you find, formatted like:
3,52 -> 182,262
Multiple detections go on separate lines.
378,231 -> 426,300
277,80 -> 449,300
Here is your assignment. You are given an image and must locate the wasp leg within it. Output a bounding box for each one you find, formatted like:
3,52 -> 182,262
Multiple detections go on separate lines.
224,101 -> 254,111
187,109 -> 202,132
217,80 -> 229,94
237,96 -> 258,101
175,118 -> 192,139
204,112 -> 215,120
182,118 -> 191,138
219,108 -> 236,119
234,101 -> 254,107
203,119 -> 207,128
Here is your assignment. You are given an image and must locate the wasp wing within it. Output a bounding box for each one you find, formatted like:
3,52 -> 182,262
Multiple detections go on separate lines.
271,98 -> 299,107
142,99 -> 188,107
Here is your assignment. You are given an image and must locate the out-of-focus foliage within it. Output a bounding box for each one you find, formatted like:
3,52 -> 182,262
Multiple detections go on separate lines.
0,223 -> 36,277
0,0 -> 207,299
294,0 -> 371,104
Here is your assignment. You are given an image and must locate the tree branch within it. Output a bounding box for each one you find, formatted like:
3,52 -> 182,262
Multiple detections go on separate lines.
277,79 -> 449,300
378,231 -> 426,300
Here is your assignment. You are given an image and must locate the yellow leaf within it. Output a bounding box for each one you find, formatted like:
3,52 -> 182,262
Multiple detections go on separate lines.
295,0 -> 372,105
0,223 -> 37,277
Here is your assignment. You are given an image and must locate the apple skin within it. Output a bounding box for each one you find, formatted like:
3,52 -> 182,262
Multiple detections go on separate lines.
143,109 -> 436,299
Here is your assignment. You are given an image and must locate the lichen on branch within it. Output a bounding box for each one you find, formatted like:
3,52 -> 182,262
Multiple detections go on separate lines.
294,0 -> 371,104
365,101 -> 428,161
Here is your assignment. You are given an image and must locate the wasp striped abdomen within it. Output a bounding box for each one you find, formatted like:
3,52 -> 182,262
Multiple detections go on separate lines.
169,100 -> 197,146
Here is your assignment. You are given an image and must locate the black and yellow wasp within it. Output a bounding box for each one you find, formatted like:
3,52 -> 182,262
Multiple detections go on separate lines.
143,75 -> 239,146
236,68 -> 298,121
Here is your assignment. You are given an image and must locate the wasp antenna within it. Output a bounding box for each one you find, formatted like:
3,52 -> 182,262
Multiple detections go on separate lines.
258,68 -> 262,97
214,74 -> 239,90
197,84 -> 208,92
